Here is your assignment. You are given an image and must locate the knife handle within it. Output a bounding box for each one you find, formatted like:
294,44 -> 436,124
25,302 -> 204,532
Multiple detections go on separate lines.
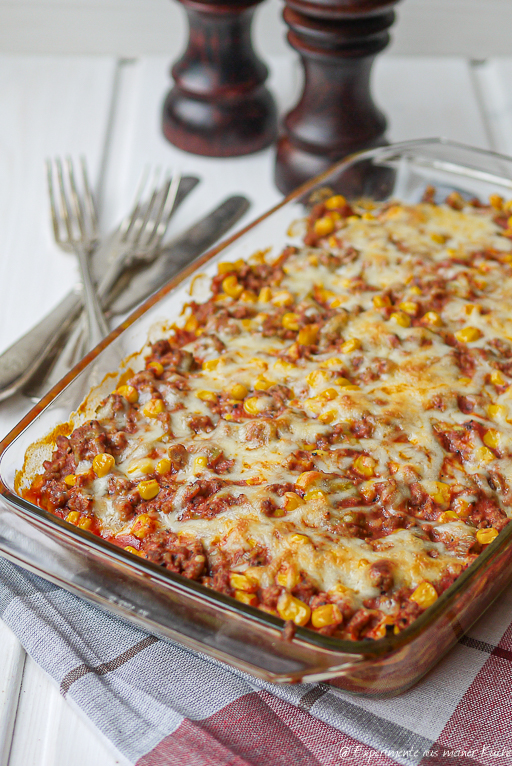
0,290 -> 82,402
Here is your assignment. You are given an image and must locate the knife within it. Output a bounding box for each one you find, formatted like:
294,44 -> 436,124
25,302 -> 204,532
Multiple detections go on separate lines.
19,194 -> 250,401
0,175 -> 199,403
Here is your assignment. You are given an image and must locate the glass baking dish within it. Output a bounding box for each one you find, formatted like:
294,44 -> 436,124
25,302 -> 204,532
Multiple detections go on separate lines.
2,138 -> 512,697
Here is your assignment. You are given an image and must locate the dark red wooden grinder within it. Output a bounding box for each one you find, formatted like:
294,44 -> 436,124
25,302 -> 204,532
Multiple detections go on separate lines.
275,0 -> 399,194
162,0 -> 278,157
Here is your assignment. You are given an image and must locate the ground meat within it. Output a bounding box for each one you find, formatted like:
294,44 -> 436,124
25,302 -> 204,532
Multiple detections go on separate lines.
368,560 -> 394,593
168,444 -> 188,471
69,420 -> 111,462
187,415 -> 214,433
469,497 -> 509,531
66,489 -> 93,515
41,434 -> 76,480
259,584 -> 281,609
144,530 -> 206,579
242,419 -> 278,447
286,450 -> 315,473
394,596 -> 421,629
41,480 -> 68,511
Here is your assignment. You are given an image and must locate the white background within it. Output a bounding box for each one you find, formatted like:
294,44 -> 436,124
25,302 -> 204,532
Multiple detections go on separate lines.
0,0 -> 511,58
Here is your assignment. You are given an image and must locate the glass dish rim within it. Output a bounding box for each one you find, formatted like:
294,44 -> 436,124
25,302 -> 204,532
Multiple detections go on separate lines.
2,136 -> 512,662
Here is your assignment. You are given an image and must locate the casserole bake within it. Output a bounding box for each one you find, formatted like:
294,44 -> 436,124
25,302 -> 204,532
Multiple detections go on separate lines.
3,139 -> 512,694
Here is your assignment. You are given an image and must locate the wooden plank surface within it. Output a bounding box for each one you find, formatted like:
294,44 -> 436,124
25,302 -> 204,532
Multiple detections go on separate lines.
0,52 -> 510,766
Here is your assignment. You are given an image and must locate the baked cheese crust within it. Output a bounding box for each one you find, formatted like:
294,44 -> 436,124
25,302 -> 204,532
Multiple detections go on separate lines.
25,188 -> 512,640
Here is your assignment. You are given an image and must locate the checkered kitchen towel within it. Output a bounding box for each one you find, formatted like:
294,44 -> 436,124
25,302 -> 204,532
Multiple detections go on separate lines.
1,556 -> 512,766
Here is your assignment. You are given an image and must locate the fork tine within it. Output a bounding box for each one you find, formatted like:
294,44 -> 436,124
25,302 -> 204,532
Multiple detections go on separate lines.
147,171 -> 182,248
46,159 -> 61,243
121,165 -> 151,240
139,173 -> 173,247
66,157 -> 86,239
55,157 -> 74,241
131,168 -> 162,246
80,156 -> 99,239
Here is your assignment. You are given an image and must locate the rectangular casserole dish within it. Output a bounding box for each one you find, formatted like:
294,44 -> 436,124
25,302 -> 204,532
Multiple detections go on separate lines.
2,138 -> 512,696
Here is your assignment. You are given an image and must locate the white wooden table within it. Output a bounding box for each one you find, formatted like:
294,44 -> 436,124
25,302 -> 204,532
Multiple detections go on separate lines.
1,52 -> 512,765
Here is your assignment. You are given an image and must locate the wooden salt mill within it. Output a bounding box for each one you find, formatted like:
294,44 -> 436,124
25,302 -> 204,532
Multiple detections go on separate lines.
162,0 -> 277,157
275,0 -> 399,194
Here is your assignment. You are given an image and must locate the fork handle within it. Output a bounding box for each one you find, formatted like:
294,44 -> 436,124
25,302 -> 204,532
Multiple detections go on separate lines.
75,243 -> 109,348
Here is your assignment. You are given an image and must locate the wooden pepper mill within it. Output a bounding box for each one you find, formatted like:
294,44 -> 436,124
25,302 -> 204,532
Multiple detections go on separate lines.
162,0 -> 278,157
275,0 -> 399,194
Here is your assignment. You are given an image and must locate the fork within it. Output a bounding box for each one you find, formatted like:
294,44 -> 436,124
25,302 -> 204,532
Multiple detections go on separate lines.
36,168 -> 183,394
47,157 -> 109,350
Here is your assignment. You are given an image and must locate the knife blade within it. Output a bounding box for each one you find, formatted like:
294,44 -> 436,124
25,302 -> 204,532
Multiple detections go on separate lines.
20,194 -> 250,401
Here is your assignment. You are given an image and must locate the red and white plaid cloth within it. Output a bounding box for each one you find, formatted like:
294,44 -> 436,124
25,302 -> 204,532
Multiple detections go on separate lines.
1,557 -> 511,766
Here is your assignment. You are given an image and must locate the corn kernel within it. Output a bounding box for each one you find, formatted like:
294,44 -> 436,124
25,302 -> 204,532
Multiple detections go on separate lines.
455,326 -> 482,343
137,481 -> 160,501
271,291 -> 294,307
131,513 -> 154,538
143,398 -> 165,418
234,591 -> 258,606
340,338 -> 361,354
127,458 -> 154,475
184,315 -> 199,332
320,387 -> 338,401
399,301 -> 418,316
311,603 -> 342,629
289,534 -> 310,545
319,410 -> 336,424
202,358 -> 220,371
353,454 -> 376,477
458,377 -> 472,385
304,489 -> 328,502
325,194 -> 346,209
282,312 -> 299,331
65,511 -> 80,525
314,216 -> 335,237
390,312 -> 411,328
410,582 -> 438,609
92,453 -> 115,478
489,194 -> 503,209
78,517 -> 92,530
453,498 -> 471,518
283,492 -> 303,512
147,361 -> 164,376
193,456 -> 208,473
409,285 -> 422,296
64,474 -> 76,487
483,429 -> 501,450
274,359 -> 296,374
242,397 -> 263,415
307,369 -> 331,388
298,325 -> 319,345
217,259 -> 244,275
230,572 -> 258,592
258,286 -> 272,303
423,311 -> 443,327
254,375 -> 273,390
476,527 -> 499,545
124,545 -> 142,556
115,385 -> 138,404
276,564 -> 299,590
222,275 -> 243,299
240,289 -> 257,303
277,593 -> 311,626
156,458 -> 171,475
296,471 -> 322,488
320,357 -> 342,368
195,390 -> 217,405
430,232 -> 446,244
373,294 -> 391,309
490,370 -> 506,385
230,383 -> 248,400
488,404 -> 506,420
438,511 -> 458,523
475,446 -> 495,464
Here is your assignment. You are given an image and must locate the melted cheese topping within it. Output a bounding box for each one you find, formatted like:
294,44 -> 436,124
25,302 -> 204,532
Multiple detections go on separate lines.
28,193 -> 512,638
